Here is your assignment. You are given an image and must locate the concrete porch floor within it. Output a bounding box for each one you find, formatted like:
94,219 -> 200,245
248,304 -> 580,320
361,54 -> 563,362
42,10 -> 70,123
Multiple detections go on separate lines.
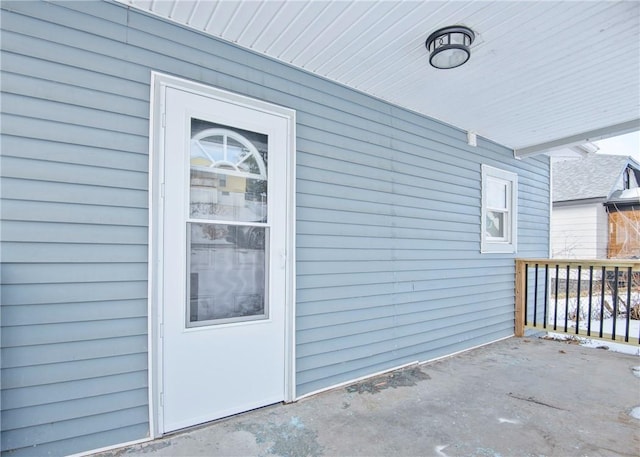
101,337 -> 640,457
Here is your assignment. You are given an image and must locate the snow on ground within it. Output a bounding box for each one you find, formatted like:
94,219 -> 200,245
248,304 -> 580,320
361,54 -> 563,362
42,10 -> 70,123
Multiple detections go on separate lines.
545,328 -> 640,356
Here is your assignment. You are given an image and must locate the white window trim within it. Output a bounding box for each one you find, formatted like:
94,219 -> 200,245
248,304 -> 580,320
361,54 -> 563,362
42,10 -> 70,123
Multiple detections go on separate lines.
481,164 -> 518,254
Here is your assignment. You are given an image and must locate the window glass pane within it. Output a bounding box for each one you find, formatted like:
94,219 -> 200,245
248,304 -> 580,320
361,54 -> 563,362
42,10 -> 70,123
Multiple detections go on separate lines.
485,211 -> 505,238
487,179 -> 507,209
190,119 -> 267,222
188,222 -> 267,326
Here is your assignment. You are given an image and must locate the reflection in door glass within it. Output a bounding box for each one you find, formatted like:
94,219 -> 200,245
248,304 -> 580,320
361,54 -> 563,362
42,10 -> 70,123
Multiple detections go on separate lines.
190,119 -> 268,223
188,223 -> 267,326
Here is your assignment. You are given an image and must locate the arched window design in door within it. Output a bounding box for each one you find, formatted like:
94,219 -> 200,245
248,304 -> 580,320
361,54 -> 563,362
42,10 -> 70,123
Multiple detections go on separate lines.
190,123 -> 268,223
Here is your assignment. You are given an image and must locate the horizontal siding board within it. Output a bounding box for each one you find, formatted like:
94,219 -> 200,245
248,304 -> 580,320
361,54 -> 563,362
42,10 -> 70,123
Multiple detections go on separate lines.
296,220 -> 479,241
297,193 -> 479,224
1,50 -> 148,102
1,135 -> 149,173
297,165 -> 475,199
6,423 -> 149,457
297,166 -> 480,207
300,307 -> 513,354
296,235 -> 478,251
296,247 -> 514,262
1,281 -> 147,306
1,300 -> 147,326
1,242 -> 147,264
2,263 -> 148,285
297,288 -> 513,342
1,92 -> 147,136
297,300 -> 512,348
297,319 -> 512,387
296,118 -> 481,176
1,406 -> 148,453
1,69 -> 149,119
297,273 -> 512,304
297,258 -> 515,275
297,296 -> 512,350
297,327 -> 513,397
1,371 -> 148,410
1,200 -> 148,226
1,112 -> 148,154
297,124 -> 480,177
2,318 -> 147,348
1,353 -> 148,389
2,388 -> 148,431
0,21 -> 148,83
0,177 -> 148,209
296,265 -> 513,290
2,335 -> 147,368
297,308 -> 513,370
296,204 -> 479,233
297,288 -> 515,317
3,0 -> 130,42
1,155 -> 147,190
1,221 -> 148,244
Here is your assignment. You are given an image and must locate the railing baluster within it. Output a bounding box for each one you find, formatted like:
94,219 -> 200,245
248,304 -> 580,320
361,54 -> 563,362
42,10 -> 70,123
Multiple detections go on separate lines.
599,267 -> 605,338
543,264 -> 549,329
587,266 -> 593,337
533,264 -> 539,327
564,265 -> 570,333
516,259 -> 639,345
612,266 -> 619,340
554,264 -> 559,331
625,267 -> 632,343
575,266 -> 581,334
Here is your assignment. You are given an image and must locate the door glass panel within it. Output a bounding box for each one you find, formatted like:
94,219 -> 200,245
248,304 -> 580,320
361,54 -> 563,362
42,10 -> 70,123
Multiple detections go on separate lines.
188,222 -> 268,326
187,118 -> 269,327
190,119 -> 268,222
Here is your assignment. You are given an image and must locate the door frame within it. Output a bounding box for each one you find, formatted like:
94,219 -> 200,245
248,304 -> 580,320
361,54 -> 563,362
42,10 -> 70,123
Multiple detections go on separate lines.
147,72 -> 296,437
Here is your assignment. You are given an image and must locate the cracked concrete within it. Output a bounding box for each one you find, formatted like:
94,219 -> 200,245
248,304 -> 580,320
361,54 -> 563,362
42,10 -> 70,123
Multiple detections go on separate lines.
96,337 -> 640,457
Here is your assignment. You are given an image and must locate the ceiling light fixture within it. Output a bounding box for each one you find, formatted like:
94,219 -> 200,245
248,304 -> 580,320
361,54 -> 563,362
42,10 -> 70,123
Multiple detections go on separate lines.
425,25 -> 475,69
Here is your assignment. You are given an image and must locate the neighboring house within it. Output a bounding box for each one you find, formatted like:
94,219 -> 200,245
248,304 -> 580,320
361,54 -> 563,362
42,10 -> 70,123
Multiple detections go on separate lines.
0,1 -> 635,456
551,154 -> 640,259
606,187 -> 640,259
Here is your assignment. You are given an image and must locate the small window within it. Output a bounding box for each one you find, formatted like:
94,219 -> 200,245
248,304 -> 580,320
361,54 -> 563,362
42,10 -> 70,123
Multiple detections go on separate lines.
481,164 -> 518,253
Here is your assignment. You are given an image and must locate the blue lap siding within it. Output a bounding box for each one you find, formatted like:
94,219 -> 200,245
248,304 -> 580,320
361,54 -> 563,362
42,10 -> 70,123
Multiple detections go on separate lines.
0,1 -> 550,455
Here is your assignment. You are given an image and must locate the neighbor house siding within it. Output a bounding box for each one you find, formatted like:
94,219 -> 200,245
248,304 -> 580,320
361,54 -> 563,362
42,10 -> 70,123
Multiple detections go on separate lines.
551,204 -> 607,258
0,1 -> 550,455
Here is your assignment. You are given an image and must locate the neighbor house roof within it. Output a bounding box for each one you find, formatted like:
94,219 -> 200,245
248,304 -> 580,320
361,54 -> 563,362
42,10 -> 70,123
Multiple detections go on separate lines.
553,155 -> 639,203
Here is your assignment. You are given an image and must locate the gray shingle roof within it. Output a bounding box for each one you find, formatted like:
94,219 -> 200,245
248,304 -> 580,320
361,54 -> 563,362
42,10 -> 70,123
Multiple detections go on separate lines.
552,154 -> 635,202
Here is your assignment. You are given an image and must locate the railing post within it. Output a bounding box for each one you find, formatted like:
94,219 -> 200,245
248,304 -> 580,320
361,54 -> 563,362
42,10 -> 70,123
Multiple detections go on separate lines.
515,259 -> 526,337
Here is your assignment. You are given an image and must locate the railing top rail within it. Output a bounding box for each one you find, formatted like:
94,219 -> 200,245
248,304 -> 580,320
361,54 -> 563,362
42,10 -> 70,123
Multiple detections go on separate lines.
516,258 -> 640,270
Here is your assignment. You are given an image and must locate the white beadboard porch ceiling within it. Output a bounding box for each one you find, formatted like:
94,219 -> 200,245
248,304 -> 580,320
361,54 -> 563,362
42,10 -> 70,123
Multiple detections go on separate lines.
119,0 -> 640,156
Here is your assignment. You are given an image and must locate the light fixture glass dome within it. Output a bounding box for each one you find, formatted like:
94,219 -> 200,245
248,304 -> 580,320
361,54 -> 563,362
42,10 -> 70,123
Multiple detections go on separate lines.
426,26 -> 475,69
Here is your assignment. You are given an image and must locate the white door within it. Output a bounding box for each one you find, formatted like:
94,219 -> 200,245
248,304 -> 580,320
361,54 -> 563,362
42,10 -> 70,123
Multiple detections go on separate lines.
160,85 -> 292,432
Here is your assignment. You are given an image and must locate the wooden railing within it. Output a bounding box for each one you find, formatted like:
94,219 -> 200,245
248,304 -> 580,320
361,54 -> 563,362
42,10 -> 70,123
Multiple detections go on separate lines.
515,259 -> 640,345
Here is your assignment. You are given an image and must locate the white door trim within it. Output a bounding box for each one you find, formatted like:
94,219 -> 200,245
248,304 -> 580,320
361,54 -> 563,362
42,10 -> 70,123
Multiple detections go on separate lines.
148,72 -> 296,437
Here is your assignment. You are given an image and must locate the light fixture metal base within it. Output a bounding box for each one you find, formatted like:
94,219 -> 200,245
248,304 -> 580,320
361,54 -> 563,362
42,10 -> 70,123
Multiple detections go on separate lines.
426,25 -> 475,69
